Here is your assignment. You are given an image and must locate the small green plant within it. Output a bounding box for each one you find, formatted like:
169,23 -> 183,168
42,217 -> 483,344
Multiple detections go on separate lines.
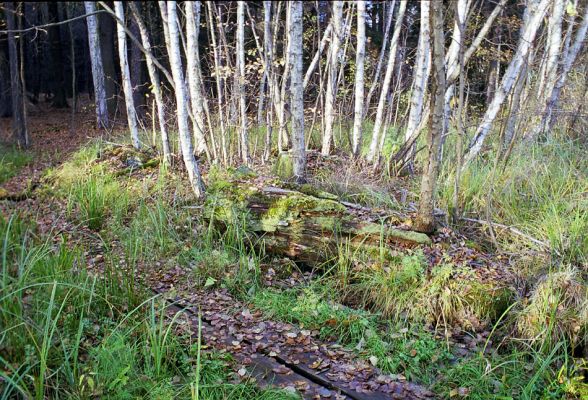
0,144 -> 32,184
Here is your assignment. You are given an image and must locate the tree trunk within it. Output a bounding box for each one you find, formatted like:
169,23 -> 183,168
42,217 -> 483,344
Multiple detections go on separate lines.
128,2 -> 171,164
129,2 -> 145,121
186,1 -> 211,158
531,4 -> 588,139
236,1 -> 250,165
206,2 -> 228,165
402,1 -> 431,172
164,1 -> 205,198
205,181 -> 431,267
351,0 -> 366,158
5,1 -> 28,147
414,0 -> 446,234
364,1 -> 395,115
97,5 -> 117,115
366,0 -> 407,163
289,1 -> 305,182
321,1 -> 343,155
464,0 -> 550,165
114,1 -> 140,149
537,0 -> 565,98
84,2 -> 110,130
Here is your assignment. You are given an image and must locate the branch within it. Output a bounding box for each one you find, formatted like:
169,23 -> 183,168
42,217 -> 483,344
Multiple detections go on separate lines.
0,10 -> 107,34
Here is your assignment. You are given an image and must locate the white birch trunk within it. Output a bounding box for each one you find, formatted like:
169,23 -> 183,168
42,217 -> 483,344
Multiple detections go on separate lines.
236,1 -> 249,165
303,22 -> 333,90
464,0 -> 550,165
538,0 -> 565,97
403,1 -> 431,167
128,2 -> 171,164
532,4 -> 588,138
114,2 -> 140,149
164,1 -> 205,198
351,1 -> 366,157
366,0 -> 407,163
185,1 -> 210,158
84,2 -> 109,130
206,2 -> 228,165
364,1 -> 395,115
289,1 -> 305,182
321,1 -> 343,155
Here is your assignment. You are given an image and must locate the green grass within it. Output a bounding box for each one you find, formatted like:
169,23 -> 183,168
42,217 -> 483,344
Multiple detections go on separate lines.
440,136 -> 588,265
0,144 -> 32,184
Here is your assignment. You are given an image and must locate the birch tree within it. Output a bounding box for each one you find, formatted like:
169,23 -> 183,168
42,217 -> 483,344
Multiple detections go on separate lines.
185,1 -> 210,158
164,1 -> 205,197
531,3 -> 588,139
351,1 -> 366,157
464,0 -> 551,165
5,1 -> 27,147
128,2 -> 171,164
415,0 -> 446,234
236,1 -> 249,165
537,0 -> 565,98
366,0 -> 407,163
402,1 -> 431,171
321,1 -> 343,155
289,1 -> 306,182
114,1 -> 140,149
84,1 -> 109,130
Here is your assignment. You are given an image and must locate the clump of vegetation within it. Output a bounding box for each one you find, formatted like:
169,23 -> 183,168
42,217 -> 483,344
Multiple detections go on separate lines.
0,144 -> 32,184
516,267 -> 588,351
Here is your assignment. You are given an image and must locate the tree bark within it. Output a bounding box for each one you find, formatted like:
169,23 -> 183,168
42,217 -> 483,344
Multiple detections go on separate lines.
185,1 -> 211,158
5,1 -> 28,147
351,0 -> 366,158
321,1 -> 343,155
414,0 -> 446,234
164,1 -> 205,198
289,1 -> 305,182
366,0 -> 407,163
114,1 -> 140,149
205,181 -> 431,267
84,2 -> 110,130
236,1 -> 250,165
128,2 -> 171,164
464,0 -> 550,165
402,1 -> 431,172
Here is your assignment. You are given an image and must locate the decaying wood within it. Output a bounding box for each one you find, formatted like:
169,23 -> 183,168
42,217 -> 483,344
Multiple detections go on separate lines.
205,175 -> 431,267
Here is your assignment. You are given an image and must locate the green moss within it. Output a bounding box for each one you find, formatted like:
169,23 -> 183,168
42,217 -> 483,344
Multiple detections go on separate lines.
274,152 -> 294,180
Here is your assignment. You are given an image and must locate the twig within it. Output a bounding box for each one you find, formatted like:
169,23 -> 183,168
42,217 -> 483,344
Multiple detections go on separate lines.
459,217 -> 559,255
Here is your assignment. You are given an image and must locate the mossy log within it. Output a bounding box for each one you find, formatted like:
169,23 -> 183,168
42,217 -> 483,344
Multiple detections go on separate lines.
204,177 -> 431,267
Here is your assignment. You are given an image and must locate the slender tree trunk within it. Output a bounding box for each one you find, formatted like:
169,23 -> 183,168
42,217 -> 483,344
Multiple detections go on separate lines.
414,0 -> 446,234
453,0 -> 467,222
164,1 -> 205,198
185,1 -> 210,158
403,1 -> 431,172
206,2 -> 228,165
464,0 -> 550,165
84,2 -> 109,130
236,1 -> 249,165
538,0 -> 564,97
289,1 -> 305,182
262,1 -> 273,161
351,0 -> 366,158
321,1 -> 343,155
129,2 -> 145,121
303,21 -> 333,90
531,4 -> 588,138
366,0 -> 407,163
364,1 -> 395,115
5,1 -> 27,147
114,1 -> 140,149
128,2 -> 171,164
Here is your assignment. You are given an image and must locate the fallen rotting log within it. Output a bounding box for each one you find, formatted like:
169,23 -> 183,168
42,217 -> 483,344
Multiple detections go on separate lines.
204,172 -> 431,267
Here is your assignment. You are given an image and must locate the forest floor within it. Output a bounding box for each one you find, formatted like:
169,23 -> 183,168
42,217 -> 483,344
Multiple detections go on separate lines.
1,104 -> 586,399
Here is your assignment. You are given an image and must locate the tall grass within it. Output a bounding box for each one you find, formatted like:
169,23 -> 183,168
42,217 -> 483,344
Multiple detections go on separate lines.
0,144 -> 32,184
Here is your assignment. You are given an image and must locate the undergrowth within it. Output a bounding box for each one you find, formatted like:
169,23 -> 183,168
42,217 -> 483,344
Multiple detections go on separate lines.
0,144 -> 32,184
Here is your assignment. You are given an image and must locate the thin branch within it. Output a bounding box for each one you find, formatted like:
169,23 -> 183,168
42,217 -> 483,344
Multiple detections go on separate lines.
0,10 -> 107,34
